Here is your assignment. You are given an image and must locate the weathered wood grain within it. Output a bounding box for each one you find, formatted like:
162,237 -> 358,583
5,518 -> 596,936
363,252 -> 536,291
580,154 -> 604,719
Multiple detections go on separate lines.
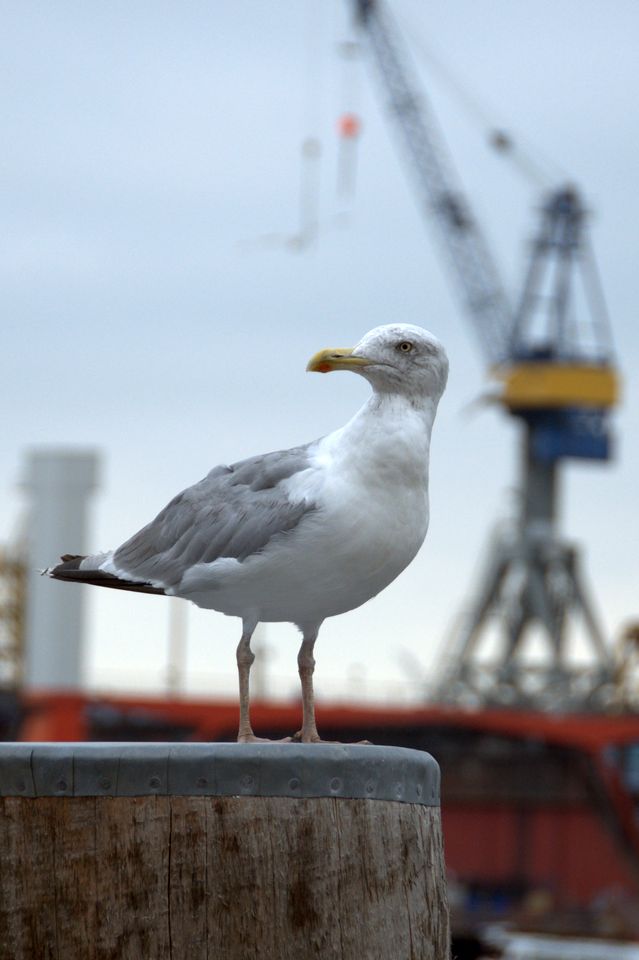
0,796 -> 449,960
50,796 -> 99,959
94,796 -> 172,960
0,796 -> 60,958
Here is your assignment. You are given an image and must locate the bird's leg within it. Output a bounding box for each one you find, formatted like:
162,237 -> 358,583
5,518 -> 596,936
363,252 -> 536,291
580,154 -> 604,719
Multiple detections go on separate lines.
295,631 -> 322,743
292,627 -> 370,745
236,626 -> 291,743
236,630 -> 260,743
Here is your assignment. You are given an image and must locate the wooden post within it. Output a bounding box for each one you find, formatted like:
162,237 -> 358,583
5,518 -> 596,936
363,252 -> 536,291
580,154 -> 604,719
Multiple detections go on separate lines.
0,743 -> 449,959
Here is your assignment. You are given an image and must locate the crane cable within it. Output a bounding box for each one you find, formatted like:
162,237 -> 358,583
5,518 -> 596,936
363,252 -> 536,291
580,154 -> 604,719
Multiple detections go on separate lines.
394,2 -> 568,191
295,0 -> 326,248
336,38 -> 362,202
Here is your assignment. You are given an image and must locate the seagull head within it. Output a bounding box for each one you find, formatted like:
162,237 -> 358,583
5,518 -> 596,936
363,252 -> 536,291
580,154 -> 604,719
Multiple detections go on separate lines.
307,323 -> 448,401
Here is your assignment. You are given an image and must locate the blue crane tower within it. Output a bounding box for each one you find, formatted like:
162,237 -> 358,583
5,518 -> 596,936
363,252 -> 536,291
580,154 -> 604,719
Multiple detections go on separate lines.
354,0 -> 620,710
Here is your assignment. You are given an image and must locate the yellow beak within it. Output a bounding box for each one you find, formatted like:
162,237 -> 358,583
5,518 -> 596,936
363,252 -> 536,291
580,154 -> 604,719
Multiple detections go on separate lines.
306,347 -> 372,374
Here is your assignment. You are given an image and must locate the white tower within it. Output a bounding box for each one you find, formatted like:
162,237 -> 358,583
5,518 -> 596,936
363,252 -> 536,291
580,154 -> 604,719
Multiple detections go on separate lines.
23,449 -> 99,690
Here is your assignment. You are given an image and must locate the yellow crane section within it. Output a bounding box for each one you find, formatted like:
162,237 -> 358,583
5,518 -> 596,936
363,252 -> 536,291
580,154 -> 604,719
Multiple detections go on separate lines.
494,363 -> 620,411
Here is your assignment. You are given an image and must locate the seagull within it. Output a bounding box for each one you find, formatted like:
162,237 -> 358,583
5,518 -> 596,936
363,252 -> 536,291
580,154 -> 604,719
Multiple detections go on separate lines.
47,323 -> 448,742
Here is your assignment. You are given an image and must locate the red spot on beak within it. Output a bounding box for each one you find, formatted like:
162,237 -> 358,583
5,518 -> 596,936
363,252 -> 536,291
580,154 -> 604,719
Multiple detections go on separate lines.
317,362 -> 332,373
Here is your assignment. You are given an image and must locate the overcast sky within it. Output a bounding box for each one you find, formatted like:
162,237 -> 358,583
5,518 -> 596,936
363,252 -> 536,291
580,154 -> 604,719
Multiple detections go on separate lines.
3,1 -> 638,701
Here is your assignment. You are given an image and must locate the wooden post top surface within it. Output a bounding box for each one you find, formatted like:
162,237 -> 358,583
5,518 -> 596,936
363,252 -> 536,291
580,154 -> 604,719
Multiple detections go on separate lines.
0,742 -> 440,805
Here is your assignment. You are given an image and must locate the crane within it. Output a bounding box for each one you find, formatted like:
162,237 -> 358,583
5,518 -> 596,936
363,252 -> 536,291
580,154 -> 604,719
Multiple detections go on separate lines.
353,0 -> 620,710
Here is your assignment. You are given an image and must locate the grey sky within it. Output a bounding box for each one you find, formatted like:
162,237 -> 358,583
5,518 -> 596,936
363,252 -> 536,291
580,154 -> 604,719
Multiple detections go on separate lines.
3,1 -> 638,698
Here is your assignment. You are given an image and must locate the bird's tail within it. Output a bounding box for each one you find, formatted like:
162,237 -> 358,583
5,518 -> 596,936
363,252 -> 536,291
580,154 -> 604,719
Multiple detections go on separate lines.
46,554 -> 166,596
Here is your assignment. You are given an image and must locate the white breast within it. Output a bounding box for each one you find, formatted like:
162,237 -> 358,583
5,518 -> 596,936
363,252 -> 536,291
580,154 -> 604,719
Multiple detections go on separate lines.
178,394 -> 435,627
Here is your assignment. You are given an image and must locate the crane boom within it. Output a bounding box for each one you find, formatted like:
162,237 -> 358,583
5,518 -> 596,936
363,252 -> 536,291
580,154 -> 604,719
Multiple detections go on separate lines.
355,0 -> 512,363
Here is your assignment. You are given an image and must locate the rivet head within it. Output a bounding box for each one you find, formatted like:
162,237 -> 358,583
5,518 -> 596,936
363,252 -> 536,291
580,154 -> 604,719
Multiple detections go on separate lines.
149,776 -> 161,789
56,778 -> 68,792
395,782 -> 403,798
288,777 -> 300,791
240,774 -> 254,789
195,776 -> 207,788
365,780 -> 375,794
99,777 -> 112,790
330,777 -> 342,792
15,779 -> 26,793
416,783 -> 423,797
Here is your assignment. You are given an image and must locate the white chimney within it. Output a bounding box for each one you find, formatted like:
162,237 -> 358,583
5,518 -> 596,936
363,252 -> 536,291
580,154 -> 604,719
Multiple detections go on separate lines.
23,449 -> 99,690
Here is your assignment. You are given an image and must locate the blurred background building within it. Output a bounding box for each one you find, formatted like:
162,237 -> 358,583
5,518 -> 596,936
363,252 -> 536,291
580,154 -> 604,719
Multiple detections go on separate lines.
23,449 -> 99,688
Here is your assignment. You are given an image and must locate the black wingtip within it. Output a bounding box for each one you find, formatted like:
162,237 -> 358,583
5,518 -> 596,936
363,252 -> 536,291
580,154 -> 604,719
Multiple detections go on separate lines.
48,556 -> 165,596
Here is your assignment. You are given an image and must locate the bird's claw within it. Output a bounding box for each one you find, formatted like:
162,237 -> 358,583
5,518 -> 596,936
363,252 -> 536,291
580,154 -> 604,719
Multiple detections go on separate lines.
237,733 -> 293,744
290,729 -> 339,744
290,731 -> 373,745
291,729 -> 322,743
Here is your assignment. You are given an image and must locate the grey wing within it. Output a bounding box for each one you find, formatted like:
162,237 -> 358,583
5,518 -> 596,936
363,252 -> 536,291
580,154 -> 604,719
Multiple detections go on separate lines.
112,443 -> 318,589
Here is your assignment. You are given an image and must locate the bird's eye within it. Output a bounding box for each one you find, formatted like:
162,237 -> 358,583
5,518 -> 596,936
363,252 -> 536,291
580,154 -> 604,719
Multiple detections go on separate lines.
396,341 -> 413,353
